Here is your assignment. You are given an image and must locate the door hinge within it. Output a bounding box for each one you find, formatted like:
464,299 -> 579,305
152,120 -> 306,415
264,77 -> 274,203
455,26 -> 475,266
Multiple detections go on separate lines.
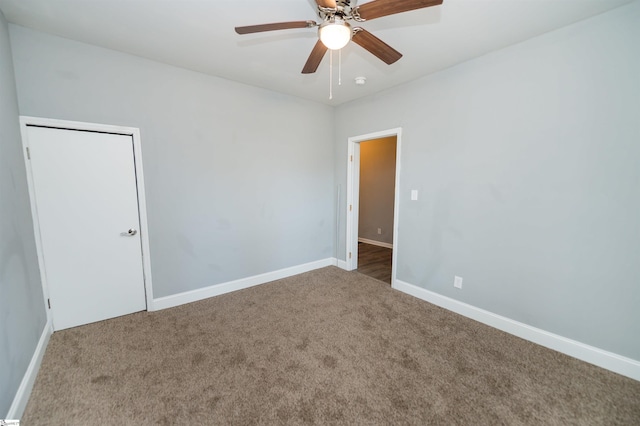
349,204 -> 352,211
349,252 -> 352,259
350,155 -> 353,162
26,147 -> 31,159
47,298 -> 51,309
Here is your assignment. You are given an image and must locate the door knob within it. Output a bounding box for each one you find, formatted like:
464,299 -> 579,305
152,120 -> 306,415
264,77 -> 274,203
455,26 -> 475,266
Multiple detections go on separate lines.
120,229 -> 138,236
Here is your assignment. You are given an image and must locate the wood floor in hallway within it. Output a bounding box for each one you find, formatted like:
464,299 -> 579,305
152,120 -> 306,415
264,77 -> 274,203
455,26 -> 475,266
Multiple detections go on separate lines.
357,242 -> 392,284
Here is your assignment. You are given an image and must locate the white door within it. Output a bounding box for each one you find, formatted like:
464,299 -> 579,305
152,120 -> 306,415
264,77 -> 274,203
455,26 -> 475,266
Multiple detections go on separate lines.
26,125 -> 147,330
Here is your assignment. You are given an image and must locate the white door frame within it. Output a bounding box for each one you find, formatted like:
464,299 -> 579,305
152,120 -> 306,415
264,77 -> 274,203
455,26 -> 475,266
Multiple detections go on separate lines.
345,127 -> 402,288
20,116 -> 155,323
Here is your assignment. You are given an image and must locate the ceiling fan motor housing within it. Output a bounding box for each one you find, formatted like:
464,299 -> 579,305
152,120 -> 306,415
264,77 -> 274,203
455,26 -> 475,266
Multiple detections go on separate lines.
318,0 -> 356,21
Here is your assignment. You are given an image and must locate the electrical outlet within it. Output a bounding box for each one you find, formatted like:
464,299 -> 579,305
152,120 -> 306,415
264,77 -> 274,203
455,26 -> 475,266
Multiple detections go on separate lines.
454,276 -> 463,289
377,228 -> 382,234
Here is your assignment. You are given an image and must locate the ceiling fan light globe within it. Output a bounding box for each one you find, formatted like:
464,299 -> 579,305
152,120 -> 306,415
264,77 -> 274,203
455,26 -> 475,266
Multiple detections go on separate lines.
319,21 -> 351,50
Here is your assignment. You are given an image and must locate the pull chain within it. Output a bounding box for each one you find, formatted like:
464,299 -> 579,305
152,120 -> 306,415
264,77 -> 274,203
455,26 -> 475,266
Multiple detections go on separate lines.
339,49 -> 342,86
329,49 -> 333,100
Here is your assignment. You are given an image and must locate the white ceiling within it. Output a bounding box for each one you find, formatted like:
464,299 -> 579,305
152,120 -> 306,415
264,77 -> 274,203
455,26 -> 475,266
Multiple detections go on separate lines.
0,0 -> 633,105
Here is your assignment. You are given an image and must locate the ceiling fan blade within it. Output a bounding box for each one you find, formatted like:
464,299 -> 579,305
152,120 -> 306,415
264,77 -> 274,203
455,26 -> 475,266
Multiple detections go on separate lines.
235,21 -> 315,35
352,28 -> 402,65
302,40 -> 329,74
316,0 -> 338,8
355,0 -> 443,21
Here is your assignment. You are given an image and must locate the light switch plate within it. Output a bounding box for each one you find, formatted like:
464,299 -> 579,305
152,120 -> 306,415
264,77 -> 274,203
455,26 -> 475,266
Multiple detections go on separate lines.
411,190 -> 418,201
454,276 -> 463,289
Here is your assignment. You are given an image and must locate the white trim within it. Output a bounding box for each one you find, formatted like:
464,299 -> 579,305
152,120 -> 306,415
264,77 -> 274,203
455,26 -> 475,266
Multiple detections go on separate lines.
336,259 -> 349,270
129,127 -> 155,310
345,141 -> 359,271
345,128 -> 402,290
395,279 -> 640,382
19,120 -> 53,326
153,258 -> 335,311
19,116 -> 155,317
358,238 -> 393,249
390,131 -> 402,289
7,321 -> 53,419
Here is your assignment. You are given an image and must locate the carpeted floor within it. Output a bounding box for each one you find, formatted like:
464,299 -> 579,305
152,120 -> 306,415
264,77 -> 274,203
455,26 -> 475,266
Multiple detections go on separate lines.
22,266 -> 640,425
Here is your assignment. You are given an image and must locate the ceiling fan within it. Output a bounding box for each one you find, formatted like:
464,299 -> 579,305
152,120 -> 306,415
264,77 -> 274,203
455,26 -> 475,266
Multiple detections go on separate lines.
235,0 -> 443,74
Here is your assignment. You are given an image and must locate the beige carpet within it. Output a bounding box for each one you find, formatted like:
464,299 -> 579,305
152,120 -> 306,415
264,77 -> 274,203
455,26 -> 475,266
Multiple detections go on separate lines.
22,266 -> 640,425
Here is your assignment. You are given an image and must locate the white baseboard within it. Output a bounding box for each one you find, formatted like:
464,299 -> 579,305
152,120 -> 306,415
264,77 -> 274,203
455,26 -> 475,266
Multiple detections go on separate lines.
395,279 -> 640,382
7,320 -> 53,419
358,238 -> 393,249
153,258 -> 336,311
336,259 -> 348,270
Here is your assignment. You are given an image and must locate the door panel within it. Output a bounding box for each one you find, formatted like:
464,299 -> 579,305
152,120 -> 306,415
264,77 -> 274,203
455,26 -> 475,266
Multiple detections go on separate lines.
27,126 -> 146,330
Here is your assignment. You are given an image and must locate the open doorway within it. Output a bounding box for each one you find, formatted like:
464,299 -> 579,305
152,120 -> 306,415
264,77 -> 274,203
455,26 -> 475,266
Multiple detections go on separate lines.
357,137 -> 396,284
345,128 -> 401,288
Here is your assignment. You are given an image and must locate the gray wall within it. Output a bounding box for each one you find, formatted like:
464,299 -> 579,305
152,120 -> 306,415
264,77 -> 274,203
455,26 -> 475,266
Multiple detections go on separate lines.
335,3 -> 640,360
9,25 -> 335,299
0,11 -> 46,416
359,137 -> 396,245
